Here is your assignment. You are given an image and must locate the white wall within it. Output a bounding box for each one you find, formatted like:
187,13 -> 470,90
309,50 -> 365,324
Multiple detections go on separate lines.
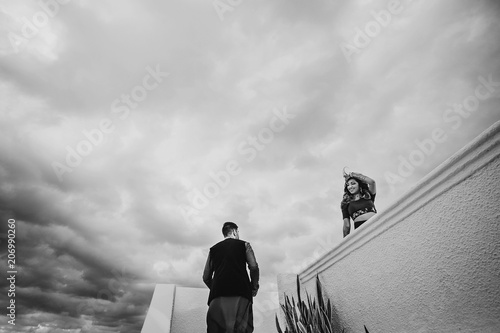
170,286 -> 209,332
141,284 -> 175,333
142,284 -> 280,333
279,121 -> 500,333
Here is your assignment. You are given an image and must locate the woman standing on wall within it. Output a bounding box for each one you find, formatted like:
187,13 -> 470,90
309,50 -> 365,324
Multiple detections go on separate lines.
341,168 -> 377,237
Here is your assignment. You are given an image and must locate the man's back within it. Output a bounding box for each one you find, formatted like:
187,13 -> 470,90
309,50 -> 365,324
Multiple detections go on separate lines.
208,238 -> 252,305
203,222 -> 259,333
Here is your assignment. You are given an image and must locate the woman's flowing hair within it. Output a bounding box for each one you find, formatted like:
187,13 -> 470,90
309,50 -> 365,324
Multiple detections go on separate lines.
340,177 -> 372,207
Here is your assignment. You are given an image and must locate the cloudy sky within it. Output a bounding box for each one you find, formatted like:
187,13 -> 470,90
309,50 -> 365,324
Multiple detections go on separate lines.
0,0 -> 499,332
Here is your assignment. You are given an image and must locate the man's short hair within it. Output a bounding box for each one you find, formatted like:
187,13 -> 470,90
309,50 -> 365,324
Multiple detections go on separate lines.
222,222 -> 238,236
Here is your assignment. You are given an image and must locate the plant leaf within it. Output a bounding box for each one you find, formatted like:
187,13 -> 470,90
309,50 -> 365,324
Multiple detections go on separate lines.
275,314 -> 284,333
296,274 -> 302,305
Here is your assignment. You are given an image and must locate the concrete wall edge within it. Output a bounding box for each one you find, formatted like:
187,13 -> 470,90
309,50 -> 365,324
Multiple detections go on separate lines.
140,284 -> 177,333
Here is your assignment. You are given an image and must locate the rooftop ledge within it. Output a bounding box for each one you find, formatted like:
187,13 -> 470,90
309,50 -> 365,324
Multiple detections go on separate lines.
299,119 -> 500,283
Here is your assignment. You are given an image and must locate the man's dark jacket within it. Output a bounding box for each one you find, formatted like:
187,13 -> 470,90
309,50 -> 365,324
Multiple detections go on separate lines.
204,238 -> 257,305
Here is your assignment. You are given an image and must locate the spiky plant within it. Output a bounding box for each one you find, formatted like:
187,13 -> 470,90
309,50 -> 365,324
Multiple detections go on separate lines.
275,275 -> 369,333
275,275 -> 338,333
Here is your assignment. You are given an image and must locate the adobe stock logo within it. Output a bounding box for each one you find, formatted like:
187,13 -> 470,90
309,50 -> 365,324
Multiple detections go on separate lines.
339,0 -> 415,63
212,0 -> 245,21
8,0 -> 72,53
384,74 -> 499,189
52,65 -> 169,182
183,106 -> 295,219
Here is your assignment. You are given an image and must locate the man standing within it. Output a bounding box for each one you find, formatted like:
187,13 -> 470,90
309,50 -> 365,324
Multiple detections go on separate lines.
203,222 -> 260,333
